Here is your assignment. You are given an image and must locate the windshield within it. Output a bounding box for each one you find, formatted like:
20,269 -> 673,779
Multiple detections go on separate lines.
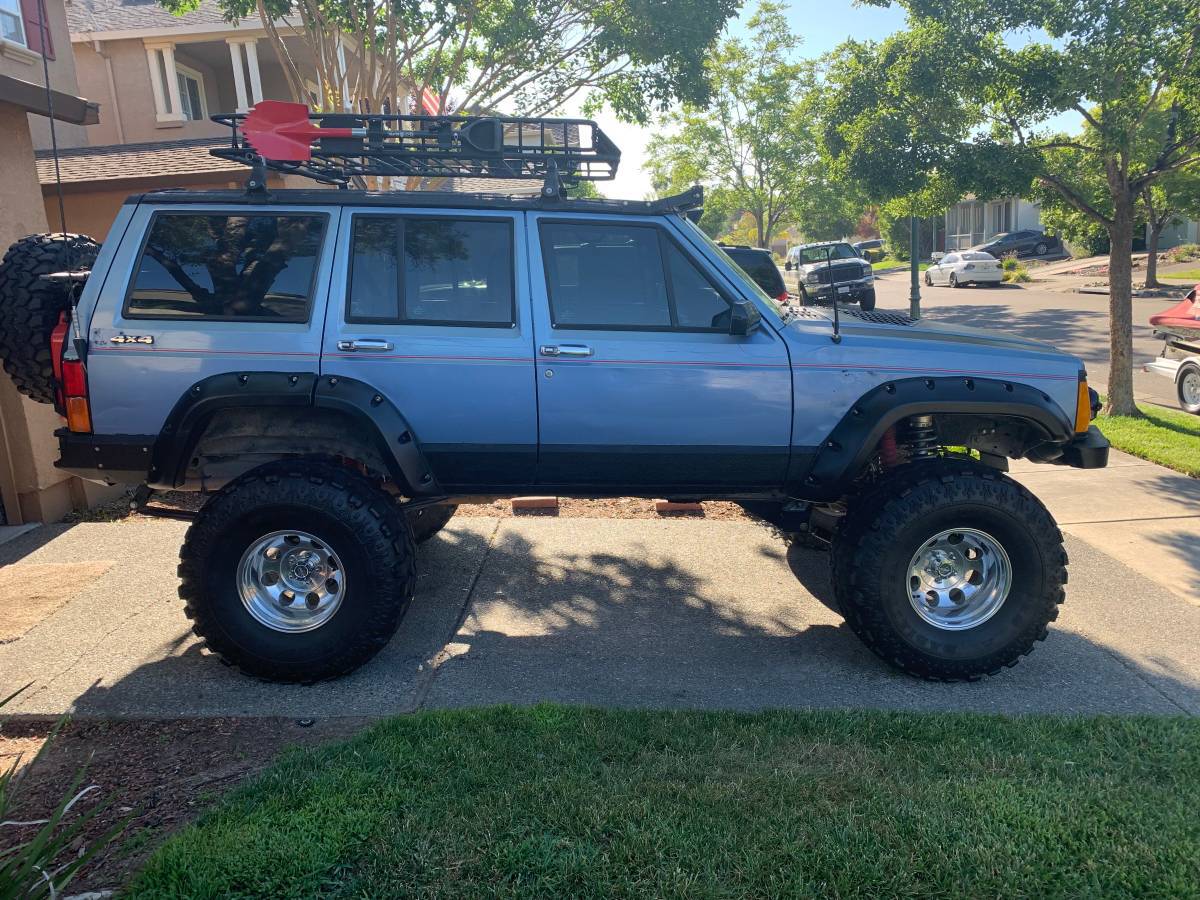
679,218 -> 784,316
962,252 -> 994,261
797,243 -> 859,265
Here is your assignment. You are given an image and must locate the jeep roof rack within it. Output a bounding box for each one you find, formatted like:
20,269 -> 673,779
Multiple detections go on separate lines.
210,101 -> 620,199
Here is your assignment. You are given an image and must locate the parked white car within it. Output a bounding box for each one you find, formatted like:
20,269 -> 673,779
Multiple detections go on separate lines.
925,251 -> 1003,288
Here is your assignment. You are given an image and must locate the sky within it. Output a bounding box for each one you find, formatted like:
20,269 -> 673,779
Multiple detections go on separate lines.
584,0 -> 1079,201
584,0 -> 911,200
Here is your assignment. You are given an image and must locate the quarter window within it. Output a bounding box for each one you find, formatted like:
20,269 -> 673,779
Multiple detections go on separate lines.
540,222 -> 731,331
126,213 -> 326,321
347,216 -> 514,326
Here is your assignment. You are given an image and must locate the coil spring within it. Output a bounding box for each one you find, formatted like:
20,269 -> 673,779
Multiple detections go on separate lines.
904,414 -> 939,460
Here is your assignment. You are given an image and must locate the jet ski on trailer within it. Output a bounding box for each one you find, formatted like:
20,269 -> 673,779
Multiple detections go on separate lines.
1145,284 -> 1200,413
1149,286 -> 1200,352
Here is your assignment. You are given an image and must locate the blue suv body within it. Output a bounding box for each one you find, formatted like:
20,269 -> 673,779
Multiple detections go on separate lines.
26,185 -> 1107,684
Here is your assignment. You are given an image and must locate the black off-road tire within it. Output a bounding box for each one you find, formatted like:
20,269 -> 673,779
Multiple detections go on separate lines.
178,459 -> 417,683
859,290 -> 877,311
406,503 -> 457,543
0,233 -> 99,404
830,460 -> 1067,681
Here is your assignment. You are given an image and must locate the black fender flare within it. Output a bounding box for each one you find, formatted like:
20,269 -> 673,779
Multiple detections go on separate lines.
795,375 -> 1074,500
148,371 -> 442,497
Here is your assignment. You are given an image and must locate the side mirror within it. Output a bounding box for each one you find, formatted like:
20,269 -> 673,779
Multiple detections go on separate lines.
931,251 -> 945,262
730,299 -> 762,336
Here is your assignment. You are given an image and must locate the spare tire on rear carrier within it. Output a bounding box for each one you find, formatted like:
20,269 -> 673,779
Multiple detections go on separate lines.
0,233 -> 99,405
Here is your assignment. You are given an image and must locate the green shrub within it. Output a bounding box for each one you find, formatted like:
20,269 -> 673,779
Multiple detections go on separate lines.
1001,254 -> 1031,282
1167,243 -> 1200,264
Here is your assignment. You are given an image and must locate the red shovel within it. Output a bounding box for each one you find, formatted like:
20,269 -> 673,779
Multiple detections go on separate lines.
241,101 -> 365,162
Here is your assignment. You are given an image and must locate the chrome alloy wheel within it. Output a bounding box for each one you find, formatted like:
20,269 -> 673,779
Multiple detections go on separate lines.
907,528 -> 1012,631
237,530 -> 346,633
1181,370 -> 1200,408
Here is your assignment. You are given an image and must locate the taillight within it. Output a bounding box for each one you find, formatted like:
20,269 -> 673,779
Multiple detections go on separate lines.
776,291 -> 789,303
61,359 -> 92,433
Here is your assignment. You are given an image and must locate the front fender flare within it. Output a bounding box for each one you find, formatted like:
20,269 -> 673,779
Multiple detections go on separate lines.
795,375 -> 1074,500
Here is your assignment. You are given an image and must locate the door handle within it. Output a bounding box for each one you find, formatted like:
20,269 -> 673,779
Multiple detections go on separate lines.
539,344 -> 592,358
337,338 -> 394,352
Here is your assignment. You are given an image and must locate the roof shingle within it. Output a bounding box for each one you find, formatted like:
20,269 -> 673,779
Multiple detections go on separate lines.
35,137 -> 245,185
65,0 -> 231,35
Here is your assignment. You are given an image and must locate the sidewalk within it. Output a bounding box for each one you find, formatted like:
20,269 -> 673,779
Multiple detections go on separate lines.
1010,449 -> 1200,604
1,452 -> 1197,720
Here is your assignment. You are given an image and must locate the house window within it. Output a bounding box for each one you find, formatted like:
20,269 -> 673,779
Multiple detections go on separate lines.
1,0 -> 25,45
175,64 -> 206,121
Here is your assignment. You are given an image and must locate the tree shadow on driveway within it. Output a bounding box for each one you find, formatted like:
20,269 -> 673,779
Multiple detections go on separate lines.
3,518 -> 1197,719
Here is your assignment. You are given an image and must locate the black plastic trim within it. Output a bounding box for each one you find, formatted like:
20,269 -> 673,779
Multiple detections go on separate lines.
795,376 -> 1074,500
56,430 -> 155,484
1060,425 -> 1109,469
313,374 -> 442,496
536,444 -> 789,489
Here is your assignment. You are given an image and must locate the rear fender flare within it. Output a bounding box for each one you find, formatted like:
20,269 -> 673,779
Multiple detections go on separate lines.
149,371 -> 441,496
796,376 -> 1074,500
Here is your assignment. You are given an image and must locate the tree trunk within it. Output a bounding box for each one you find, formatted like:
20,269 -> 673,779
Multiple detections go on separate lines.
1144,220 -> 1165,288
1104,192 -> 1141,417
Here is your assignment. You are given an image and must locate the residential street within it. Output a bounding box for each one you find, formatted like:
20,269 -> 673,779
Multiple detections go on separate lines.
869,270 -> 1182,408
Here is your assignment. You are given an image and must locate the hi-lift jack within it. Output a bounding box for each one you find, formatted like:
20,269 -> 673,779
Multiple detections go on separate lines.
211,101 -> 620,200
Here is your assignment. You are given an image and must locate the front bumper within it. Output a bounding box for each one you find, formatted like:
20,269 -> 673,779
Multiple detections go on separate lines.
809,277 -> 874,302
1060,425 -> 1109,469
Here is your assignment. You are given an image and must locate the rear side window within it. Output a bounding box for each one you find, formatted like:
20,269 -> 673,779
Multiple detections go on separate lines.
347,216 -> 514,326
126,213 -> 326,321
540,222 -> 730,331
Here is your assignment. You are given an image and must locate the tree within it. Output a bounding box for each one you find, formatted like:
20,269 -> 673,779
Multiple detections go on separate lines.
160,0 -> 739,121
1142,166 -> 1200,287
842,0 -> 1200,416
645,2 -> 811,249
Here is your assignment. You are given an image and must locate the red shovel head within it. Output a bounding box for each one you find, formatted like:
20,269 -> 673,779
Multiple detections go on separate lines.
241,100 -> 353,162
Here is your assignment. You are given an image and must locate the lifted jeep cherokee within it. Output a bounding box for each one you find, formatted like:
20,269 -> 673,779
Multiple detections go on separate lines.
0,104 -> 1107,683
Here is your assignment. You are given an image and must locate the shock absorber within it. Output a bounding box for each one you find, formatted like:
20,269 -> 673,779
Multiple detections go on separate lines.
904,414 -> 939,460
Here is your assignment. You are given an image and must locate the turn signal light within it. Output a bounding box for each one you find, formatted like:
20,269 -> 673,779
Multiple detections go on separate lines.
65,396 -> 92,433
1075,376 -> 1092,433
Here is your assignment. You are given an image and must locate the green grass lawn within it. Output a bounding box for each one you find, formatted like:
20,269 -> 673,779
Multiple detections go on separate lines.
872,256 -> 930,271
1097,402 -> 1200,476
127,706 -> 1200,898
1161,268 -> 1200,282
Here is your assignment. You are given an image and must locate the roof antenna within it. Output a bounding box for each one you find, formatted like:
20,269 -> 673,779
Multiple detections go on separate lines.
822,246 -> 842,344
37,0 -> 86,361
37,0 -> 66,239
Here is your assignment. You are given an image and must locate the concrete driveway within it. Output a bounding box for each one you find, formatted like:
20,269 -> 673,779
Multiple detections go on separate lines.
1,496 -> 1197,719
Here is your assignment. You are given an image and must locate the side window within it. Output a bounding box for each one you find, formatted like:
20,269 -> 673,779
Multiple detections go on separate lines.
944,254 -> 959,265
347,216 -> 514,326
664,241 -> 731,328
540,222 -> 730,331
541,223 -> 669,327
126,213 -> 326,321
